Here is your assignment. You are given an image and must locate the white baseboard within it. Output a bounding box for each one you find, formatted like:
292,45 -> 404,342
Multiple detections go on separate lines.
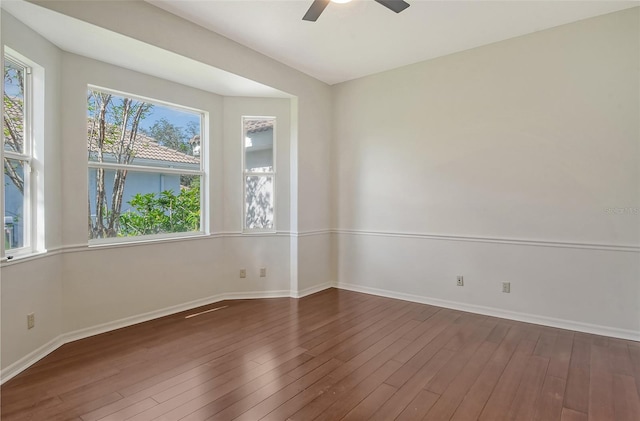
292,282 -> 336,298
4,280 -> 635,386
1,289 -> 290,385
223,290 -> 292,300
337,282 -> 640,342
0,335 -> 65,385
1,284 -> 340,385
62,293 -> 228,344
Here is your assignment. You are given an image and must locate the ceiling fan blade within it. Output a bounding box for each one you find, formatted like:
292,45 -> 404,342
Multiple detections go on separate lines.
374,0 -> 410,14
303,0 -> 330,21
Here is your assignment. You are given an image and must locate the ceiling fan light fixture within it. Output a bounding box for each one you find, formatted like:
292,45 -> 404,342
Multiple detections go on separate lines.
303,0 -> 408,21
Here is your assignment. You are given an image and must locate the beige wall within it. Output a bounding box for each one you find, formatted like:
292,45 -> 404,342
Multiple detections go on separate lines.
1,1 -> 333,378
2,2 -> 638,383
332,8 -> 640,336
1,11 -> 64,373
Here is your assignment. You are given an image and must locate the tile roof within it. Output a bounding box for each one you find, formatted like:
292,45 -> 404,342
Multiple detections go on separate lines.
87,122 -> 200,165
88,133 -> 200,165
5,97 -> 199,165
3,96 -> 24,151
245,119 -> 274,134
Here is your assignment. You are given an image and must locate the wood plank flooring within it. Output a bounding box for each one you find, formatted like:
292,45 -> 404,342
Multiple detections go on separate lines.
1,288 -> 639,420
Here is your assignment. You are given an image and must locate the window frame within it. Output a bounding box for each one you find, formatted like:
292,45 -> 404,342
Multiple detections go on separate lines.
242,116 -> 276,233
2,52 -> 37,259
87,85 -> 207,245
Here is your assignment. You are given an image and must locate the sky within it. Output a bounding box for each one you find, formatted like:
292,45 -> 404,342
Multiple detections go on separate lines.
86,90 -> 201,137
4,72 -> 201,137
139,103 -> 201,133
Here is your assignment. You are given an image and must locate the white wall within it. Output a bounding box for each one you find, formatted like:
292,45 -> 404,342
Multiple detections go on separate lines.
333,8 -> 640,339
33,0 -> 335,291
2,0 -> 332,377
60,54 -> 297,331
221,97 -> 292,295
4,0 -> 636,385
222,97 -> 291,233
58,53 -> 223,331
61,52 -> 224,246
1,11 -> 64,372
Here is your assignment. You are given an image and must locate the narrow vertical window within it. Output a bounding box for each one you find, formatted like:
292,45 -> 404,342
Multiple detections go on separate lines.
3,55 -> 33,256
243,117 -> 275,231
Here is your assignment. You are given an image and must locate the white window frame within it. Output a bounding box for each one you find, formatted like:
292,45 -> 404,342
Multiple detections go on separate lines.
87,85 -> 207,245
2,52 -> 37,260
242,116 -> 276,233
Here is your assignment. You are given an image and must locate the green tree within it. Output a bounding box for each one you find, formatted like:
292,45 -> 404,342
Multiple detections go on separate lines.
87,91 -> 153,239
145,117 -> 190,154
118,183 -> 200,236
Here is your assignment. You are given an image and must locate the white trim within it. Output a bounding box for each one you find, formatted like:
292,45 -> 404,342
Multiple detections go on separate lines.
291,281 -> 335,298
89,230 -> 207,247
223,289 -> 291,300
336,282 -> 640,342
3,279 -> 636,385
61,293 -> 227,344
6,225 -> 635,267
334,229 -> 639,253
0,335 -> 65,385
3,51 -> 38,258
227,230 -> 291,237
0,288 -> 300,385
242,116 -> 276,232
87,161 -> 202,176
1,249 -> 49,265
2,150 -> 31,161
1,232 -> 300,267
297,229 -> 332,237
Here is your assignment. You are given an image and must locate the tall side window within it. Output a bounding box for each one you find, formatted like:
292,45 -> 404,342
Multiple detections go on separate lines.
3,54 -> 33,256
243,117 -> 275,231
87,88 -> 205,242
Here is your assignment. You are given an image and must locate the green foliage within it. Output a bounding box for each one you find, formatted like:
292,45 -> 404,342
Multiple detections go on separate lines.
118,185 -> 200,237
145,118 -> 191,154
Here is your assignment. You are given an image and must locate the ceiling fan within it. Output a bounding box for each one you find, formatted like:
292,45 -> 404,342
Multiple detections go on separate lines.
303,0 -> 410,22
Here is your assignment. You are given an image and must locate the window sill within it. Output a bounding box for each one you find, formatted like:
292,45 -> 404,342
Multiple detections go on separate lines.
1,250 -> 48,267
88,231 -> 209,249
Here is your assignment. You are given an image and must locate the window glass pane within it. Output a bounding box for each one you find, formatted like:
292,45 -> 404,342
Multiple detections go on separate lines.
4,59 -> 25,154
87,88 -> 204,242
245,175 -> 273,230
88,168 -> 201,239
244,118 -> 274,173
87,90 -> 201,171
4,158 -> 25,249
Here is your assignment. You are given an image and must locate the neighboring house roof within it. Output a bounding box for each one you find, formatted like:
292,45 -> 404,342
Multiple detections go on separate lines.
87,123 -> 200,166
245,119 -> 274,134
3,96 -> 24,150
4,97 -> 199,166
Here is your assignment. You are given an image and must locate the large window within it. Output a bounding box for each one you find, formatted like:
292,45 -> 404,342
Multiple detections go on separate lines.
243,117 -> 275,231
3,54 -> 34,256
87,88 -> 205,242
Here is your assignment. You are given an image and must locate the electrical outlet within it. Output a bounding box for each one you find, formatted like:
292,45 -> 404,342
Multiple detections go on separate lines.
260,268 -> 267,277
502,282 -> 511,293
457,276 -> 464,287
239,269 -> 246,278
27,313 -> 35,329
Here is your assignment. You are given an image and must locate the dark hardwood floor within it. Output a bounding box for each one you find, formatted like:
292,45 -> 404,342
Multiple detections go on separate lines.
2,288 -> 639,420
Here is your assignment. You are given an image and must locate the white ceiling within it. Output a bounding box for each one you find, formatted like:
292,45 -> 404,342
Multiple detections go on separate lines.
1,0 -> 291,98
148,0 -> 639,85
